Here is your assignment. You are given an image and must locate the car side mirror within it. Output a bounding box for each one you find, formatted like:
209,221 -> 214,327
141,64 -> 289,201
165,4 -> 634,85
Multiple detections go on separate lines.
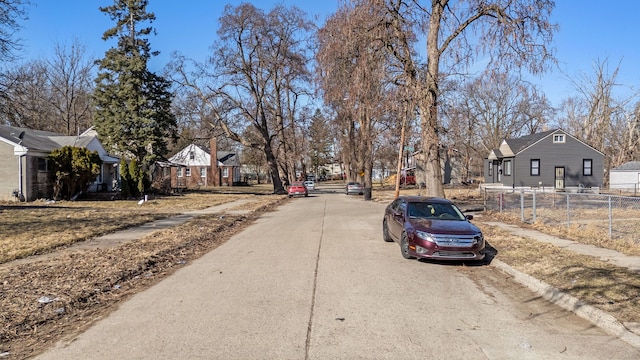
465,214 -> 474,221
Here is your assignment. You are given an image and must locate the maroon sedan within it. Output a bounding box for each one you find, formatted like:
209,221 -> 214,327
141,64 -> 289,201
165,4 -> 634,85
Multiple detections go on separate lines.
382,196 -> 485,261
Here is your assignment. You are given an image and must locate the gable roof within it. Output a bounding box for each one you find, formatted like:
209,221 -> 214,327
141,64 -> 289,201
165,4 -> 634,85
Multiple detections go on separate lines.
504,128 -> 557,154
490,128 -> 604,159
0,125 -> 63,153
0,125 -> 120,162
611,161 -> 640,171
168,143 -> 240,167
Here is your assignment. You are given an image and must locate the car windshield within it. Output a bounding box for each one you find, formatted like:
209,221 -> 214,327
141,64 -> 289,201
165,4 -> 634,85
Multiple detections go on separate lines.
407,202 -> 465,220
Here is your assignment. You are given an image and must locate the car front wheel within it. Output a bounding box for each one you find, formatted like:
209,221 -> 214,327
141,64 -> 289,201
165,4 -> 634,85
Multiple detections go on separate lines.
400,233 -> 414,259
382,219 -> 393,242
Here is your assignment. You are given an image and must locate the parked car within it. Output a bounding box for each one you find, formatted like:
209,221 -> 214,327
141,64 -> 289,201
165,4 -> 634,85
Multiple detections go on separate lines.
303,180 -> 315,190
345,182 -> 364,195
288,181 -> 308,198
382,196 -> 485,261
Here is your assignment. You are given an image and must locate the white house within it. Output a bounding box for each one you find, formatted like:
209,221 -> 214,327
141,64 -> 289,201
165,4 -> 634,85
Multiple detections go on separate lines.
609,161 -> 640,191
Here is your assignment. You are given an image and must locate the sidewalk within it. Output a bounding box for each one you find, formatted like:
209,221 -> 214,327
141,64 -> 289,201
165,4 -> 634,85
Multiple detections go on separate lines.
2,198 -> 256,267
481,220 -> 640,348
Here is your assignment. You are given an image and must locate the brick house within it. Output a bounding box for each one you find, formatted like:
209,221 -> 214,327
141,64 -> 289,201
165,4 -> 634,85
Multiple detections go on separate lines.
168,139 -> 241,189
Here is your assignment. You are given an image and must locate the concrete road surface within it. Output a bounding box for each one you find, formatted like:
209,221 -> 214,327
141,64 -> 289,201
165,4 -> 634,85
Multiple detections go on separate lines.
37,183 -> 640,359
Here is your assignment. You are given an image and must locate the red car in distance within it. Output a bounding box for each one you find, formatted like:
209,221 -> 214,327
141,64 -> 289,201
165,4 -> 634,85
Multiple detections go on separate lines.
287,181 -> 308,198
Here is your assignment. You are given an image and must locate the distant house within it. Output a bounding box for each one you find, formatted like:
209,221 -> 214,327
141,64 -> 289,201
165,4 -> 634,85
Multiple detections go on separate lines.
0,125 -> 120,201
484,129 -> 604,191
609,161 -> 640,191
168,139 -> 241,189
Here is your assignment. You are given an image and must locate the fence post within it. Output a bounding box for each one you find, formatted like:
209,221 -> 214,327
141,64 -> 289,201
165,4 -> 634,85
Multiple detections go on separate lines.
520,189 -> 525,222
483,188 -> 487,211
532,189 -> 537,223
609,196 -> 613,239
566,194 -> 570,229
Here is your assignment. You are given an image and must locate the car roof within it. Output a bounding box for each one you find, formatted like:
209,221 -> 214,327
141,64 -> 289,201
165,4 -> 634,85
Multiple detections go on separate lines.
399,196 -> 452,204
291,181 -> 305,186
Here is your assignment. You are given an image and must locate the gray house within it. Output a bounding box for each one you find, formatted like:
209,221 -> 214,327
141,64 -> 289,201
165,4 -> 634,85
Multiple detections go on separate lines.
0,125 -> 119,201
484,129 -> 603,191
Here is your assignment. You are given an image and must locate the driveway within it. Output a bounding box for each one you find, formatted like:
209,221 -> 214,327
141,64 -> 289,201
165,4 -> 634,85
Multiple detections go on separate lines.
37,184 -> 640,359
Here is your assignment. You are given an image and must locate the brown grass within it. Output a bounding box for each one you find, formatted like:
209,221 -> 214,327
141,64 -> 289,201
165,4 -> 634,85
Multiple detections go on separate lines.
482,224 -> 640,323
485,210 -> 640,257
0,190 -> 278,264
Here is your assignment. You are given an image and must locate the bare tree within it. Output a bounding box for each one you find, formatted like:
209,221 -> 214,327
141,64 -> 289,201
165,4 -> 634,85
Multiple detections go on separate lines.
0,41 -> 95,134
46,40 -> 95,135
168,4 -> 313,194
317,1 -> 396,198
558,58 -> 640,181
378,0 -> 556,196
566,58 -> 624,152
0,0 -> 28,63
0,60 -> 53,129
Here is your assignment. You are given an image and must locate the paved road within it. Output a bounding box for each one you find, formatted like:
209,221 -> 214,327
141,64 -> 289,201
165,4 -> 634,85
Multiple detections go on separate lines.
37,184 -> 640,359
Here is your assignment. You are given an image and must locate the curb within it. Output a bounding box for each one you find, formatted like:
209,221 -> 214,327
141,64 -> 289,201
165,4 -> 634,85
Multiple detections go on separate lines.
492,259 -> 640,349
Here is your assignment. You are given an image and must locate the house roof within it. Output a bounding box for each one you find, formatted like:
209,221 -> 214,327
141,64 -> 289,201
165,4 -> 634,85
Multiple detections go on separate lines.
612,161 -> 640,171
0,125 -> 63,153
490,128 -> 603,159
503,129 -> 557,154
218,151 -> 240,166
0,125 -> 119,162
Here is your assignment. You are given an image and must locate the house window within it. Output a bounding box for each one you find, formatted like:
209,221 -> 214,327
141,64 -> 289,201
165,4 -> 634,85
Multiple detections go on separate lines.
200,167 -> 206,177
185,168 -> 191,177
504,160 -> 512,176
222,167 -> 229,177
583,159 -> 593,176
37,158 -> 48,171
488,162 -> 493,176
189,151 -> 195,160
177,168 -> 183,177
553,134 -> 565,143
530,159 -> 540,176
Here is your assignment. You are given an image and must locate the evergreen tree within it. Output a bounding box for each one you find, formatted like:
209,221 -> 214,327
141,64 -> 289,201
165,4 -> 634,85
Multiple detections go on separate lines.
49,146 -> 102,200
92,0 -> 176,191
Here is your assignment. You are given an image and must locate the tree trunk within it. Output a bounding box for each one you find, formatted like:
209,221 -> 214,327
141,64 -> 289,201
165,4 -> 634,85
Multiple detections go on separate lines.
421,2 -> 445,198
264,140 -> 285,194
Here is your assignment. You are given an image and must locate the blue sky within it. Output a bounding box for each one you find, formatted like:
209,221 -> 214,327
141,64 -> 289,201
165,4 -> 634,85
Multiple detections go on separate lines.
17,1 -> 640,108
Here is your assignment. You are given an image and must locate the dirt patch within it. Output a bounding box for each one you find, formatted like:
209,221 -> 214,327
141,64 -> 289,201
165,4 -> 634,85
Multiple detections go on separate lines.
0,196 -> 287,359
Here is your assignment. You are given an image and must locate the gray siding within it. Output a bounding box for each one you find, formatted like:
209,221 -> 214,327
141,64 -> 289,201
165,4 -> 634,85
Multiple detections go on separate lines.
0,142 -> 19,200
517,134 -> 603,188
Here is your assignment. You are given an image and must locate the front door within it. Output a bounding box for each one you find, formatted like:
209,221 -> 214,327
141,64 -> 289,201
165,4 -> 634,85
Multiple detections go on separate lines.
555,167 -> 565,190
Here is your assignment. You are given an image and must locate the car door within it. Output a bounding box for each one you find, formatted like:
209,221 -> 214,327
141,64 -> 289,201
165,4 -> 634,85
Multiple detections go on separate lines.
388,199 -> 406,239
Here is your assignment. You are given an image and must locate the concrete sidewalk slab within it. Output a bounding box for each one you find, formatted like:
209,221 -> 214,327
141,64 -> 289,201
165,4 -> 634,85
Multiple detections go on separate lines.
483,222 -> 640,272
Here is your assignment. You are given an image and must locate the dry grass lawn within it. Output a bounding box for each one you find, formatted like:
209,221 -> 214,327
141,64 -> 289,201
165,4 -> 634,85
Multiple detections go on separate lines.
480,222 -> 640,323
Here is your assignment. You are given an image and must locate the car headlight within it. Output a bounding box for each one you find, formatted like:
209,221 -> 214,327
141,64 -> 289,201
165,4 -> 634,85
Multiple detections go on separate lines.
415,231 -> 436,243
473,233 -> 484,245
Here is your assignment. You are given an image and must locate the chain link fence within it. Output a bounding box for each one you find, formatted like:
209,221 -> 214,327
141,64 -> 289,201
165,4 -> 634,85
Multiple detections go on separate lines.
483,188 -> 640,242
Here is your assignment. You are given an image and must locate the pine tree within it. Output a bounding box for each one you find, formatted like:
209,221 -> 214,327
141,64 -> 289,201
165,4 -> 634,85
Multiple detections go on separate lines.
92,0 -> 176,191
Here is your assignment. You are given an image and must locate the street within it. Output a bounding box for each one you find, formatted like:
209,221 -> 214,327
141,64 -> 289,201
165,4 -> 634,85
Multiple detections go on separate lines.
36,183 -> 640,359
